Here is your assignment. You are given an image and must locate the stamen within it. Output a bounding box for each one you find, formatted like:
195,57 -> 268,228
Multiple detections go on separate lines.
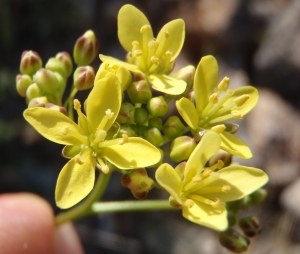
105,109 -> 114,119
74,154 -> 84,165
188,194 -> 221,208
202,169 -> 212,178
165,50 -> 174,56
222,185 -> 231,194
93,129 -> 107,143
148,39 -> 157,48
132,41 -> 139,48
163,29 -> 170,38
118,134 -> 128,145
150,56 -> 161,65
96,109 -> 114,133
211,198 -> 221,208
207,160 -> 224,171
217,77 -> 230,92
140,25 -> 151,33
234,94 -> 250,107
209,93 -> 218,104
231,110 -> 244,119
74,99 -> 81,110
183,199 -> 194,208
101,165 -> 109,174
61,126 -> 69,135
133,50 -> 143,57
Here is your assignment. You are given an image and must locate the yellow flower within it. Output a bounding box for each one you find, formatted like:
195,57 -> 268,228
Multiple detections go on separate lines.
155,131 -> 268,231
24,72 -> 161,209
100,4 -> 186,95
176,55 -> 259,158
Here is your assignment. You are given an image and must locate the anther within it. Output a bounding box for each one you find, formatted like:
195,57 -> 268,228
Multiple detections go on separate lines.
209,93 -> 219,104
150,56 -> 161,65
132,41 -> 139,47
140,25 -> 151,33
74,154 -> 84,165
101,165 -> 109,174
222,185 -> 231,194
163,30 -> 170,38
61,126 -> 69,135
231,110 -> 244,119
148,39 -> 157,48
118,134 -> 128,145
211,198 -> 221,208
165,50 -> 174,56
133,50 -> 143,57
105,109 -> 114,119
234,94 -> 250,107
217,77 -> 230,91
74,99 -> 81,110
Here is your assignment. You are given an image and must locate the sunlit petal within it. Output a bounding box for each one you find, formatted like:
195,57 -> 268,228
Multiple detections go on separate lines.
176,97 -> 199,129
150,74 -> 186,95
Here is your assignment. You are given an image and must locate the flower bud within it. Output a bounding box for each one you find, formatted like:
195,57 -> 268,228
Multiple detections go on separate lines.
148,117 -> 163,130
209,150 -> 232,168
121,168 -> 154,199
147,96 -> 168,117
117,125 -> 137,138
55,52 -> 73,78
26,83 -> 42,101
162,116 -> 186,139
45,103 -> 67,115
45,57 -> 68,79
238,216 -> 261,237
27,96 -> 48,108
34,68 -> 60,94
136,125 -> 148,137
116,102 -> 135,124
144,127 -> 163,147
219,228 -> 250,253
127,80 -> 152,103
227,212 -> 237,227
249,188 -> 267,206
16,74 -> 32,97
134,108 -> 149,125
170,136 -> 196,162
73,30 -> 99,66
20,50 -> 43,76
171,65 -> 195,98
73,66 -> 95,91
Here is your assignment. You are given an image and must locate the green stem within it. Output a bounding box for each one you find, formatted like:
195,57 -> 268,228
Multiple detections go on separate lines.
91,200 -> 175,214
55,171 -> 112,226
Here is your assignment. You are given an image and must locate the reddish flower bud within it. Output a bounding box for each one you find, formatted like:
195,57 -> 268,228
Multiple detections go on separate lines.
73,66 -> 95,91
55,52 -> 73,78
20,50 -> 43,76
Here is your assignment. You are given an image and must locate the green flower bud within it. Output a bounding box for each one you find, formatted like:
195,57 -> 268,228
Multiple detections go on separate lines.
144,127 -> 163,147
45,103 -> 67,115
136,125 -> 148,137
219,228 -> 250,253
134,108 -> 148,125
45,57 -> 68,79
117,125 -> 137,138
27,96 -> 48,108
73,30 -> 99,66
127,80 -> 152,103
249,188 -> 267,206
16,74 -> 32,97
73,66 -> 95,91
162,116 -> 186,139
116,102 -> 135,124
34,68 -> 60,94
147,96 -> 168,117
171,65 -> 195,98
227,212 -> 237,227
148,117 -> 163,130
170,136 -> 196,162
121,168 -> 154,199
238,216 -> 261,237
55,52 -> 73,78
26,83 -> 42,101
20,50 -> 43,76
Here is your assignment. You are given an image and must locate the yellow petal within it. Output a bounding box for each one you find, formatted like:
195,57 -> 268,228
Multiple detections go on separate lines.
156,19 -> 185,62
184,131 -> 221,183
224,86 -> 259,115
99,55 -> 140,73
183,201 -> 228,231
194,55 -> 219,112
176,97 -> 199,129
149,74 -> 186,95
155,163 -> 182,204
24,107 -> 85,146
197,166 -> 268,202
118,4 -> 153,52
55,153 -> 96,209
102,137 -> 161,169
220,132 -> 252,159
86,72 -> 122,132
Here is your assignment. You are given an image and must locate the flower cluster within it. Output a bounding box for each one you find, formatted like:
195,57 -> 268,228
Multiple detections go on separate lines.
17,4 -> 269,252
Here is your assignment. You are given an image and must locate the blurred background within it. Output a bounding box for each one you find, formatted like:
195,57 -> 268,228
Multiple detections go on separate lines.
1,0 -> 300,253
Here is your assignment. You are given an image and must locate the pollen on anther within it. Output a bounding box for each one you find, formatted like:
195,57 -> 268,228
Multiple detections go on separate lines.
73,99 -> 81,110
151,56 -> 161,65
132,41 -> 139,47
163,30 -> 170,38
105,109 -> 114,119
165,50 -> 174,56
211,198 -> 221,208
133,50 -> 143,57
140,25 -> 151,33
222,185 -> 231,194
60,126 -> 69,135
119,134 -> 128,145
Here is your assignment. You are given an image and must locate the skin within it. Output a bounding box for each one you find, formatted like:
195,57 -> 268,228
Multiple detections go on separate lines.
0,193 -> 84,254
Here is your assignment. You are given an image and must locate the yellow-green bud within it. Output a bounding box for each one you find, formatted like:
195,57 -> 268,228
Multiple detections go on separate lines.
45,103 -> 67,115
121,168 -> 154,199
34,68 -> 60,94
144,127 -> 163,147
219,229 -> 250,253
45,57 -> 68,79
224,123 -> 239,134
171,65 -> 195,98
16,74 -> 32,97
162,116 -> 186,139
28,96 -> 48,108
55,52 -> 73,78
249,188 -> 267,206
73,30 -> 99,66
127,80 -> 152,103
147,96 -> 168,117
134,108 -> 149,125
148,117 -> 163,130
20,50 -> 43,76
238,216 -> 261,237
26,83 -> 42,101
73,66 -> 95,91
170,136 -> 196,162
116,102 -> 135,124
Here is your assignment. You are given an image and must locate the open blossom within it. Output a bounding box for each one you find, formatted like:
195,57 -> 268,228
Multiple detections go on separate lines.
156,131 -> 268,231
24,71 -> 161,209
100,4 -> 187,95
176,55 -> 259,159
